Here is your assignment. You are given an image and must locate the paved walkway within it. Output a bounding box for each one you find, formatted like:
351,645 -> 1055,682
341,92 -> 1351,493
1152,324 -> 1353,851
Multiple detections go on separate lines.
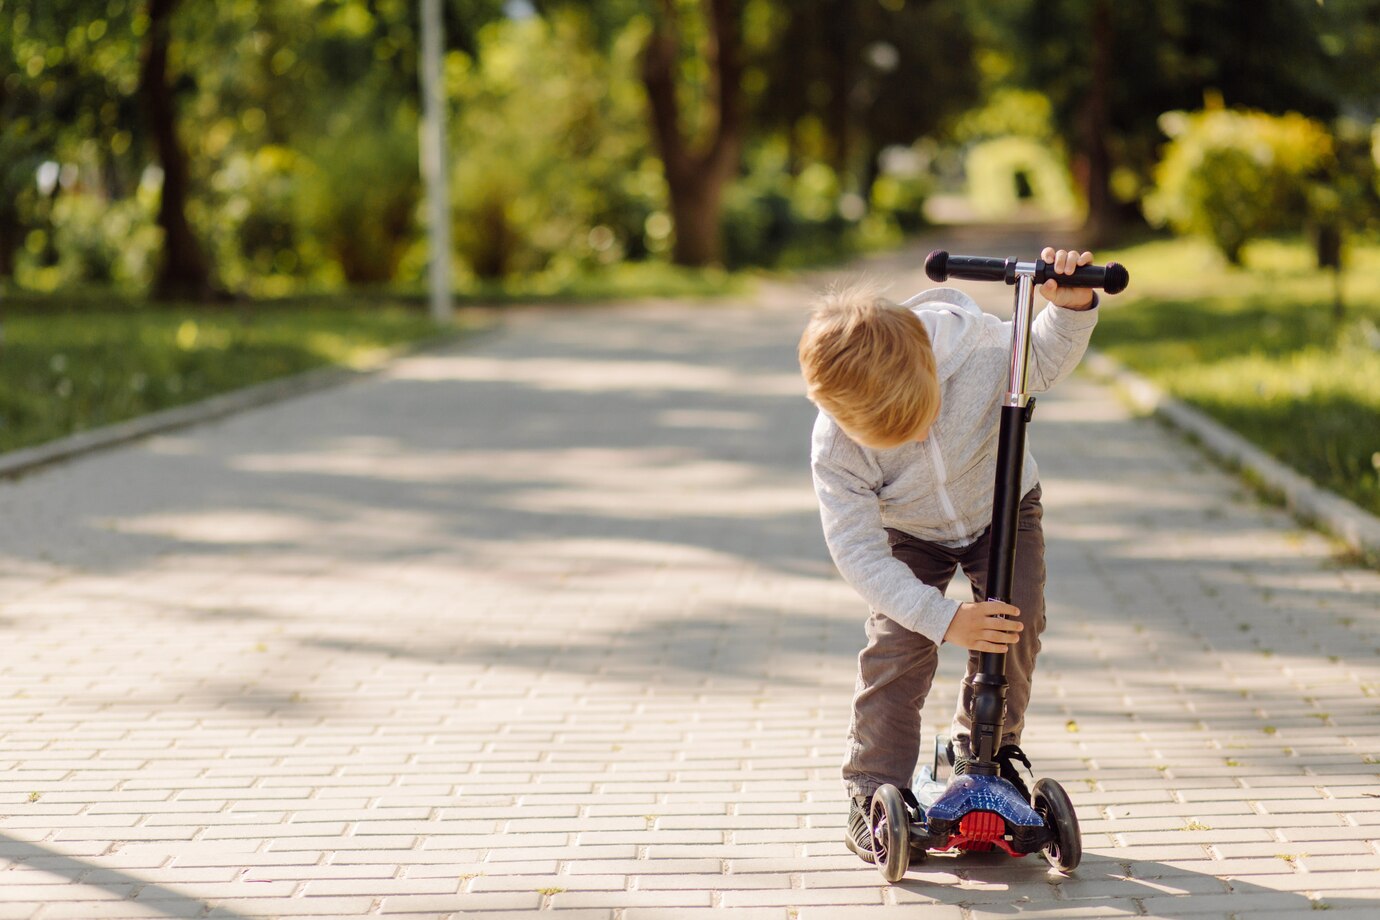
1,237 -> 1379,919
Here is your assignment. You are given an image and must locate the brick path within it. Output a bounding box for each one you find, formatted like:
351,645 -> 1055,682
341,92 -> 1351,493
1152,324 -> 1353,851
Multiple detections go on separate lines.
2,239 -> 1379,919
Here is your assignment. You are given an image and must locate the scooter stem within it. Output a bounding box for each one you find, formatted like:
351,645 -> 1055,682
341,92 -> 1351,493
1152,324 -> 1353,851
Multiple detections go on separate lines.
970,271 -> 1038,768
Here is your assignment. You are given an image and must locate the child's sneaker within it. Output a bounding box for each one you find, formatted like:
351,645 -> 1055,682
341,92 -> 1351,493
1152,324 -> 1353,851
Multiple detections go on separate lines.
845,795 -> 875,863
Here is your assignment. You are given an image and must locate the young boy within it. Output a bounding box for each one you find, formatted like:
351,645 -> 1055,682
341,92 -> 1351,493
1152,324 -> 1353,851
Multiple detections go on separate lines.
797,246 -> 1100,863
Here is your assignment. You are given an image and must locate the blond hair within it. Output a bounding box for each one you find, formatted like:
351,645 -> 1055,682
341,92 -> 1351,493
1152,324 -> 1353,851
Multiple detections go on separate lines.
798,281 -> 940,449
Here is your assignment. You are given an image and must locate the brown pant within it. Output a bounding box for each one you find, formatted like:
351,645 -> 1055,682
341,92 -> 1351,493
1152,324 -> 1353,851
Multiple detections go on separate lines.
842,486 -> 1046,799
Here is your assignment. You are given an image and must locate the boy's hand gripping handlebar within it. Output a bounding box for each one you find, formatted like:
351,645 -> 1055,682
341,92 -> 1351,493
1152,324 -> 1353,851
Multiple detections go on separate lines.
925,250 -> 1129,294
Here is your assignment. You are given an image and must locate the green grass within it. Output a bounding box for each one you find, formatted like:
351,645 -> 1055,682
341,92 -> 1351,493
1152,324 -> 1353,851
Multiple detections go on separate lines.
0,263 -> 752,457
0,294 -> 452,454
1096,235 -> 1380,517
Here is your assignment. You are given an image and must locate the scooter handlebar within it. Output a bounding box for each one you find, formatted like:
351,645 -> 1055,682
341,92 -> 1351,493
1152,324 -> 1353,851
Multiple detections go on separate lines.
925,250 -> 1129,295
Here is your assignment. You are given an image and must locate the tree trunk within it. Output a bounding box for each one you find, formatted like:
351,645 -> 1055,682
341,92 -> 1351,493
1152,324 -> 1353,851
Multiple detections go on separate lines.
0,210 -> 17,279
140,0 -> 214,301
0,64 -> 17,279
824,0 -> 852,181
1314,221 -> 1344,322
641,0 -> 743,267
667,171 -> 728,267
1077,0 -> 1115,245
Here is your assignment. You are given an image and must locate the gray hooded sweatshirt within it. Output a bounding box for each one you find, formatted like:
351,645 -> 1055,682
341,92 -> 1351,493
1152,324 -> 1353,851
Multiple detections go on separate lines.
809,286 -> 1099,645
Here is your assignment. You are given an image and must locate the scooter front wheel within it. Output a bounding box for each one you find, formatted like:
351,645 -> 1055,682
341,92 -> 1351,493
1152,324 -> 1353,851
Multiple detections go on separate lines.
1032,777 -> 1081,872
869,784 -> 910,883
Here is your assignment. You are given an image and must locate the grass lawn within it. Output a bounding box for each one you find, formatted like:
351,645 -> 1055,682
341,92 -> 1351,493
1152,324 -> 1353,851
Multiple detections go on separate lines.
1095,235 -> 1380,517
0,293 -> 459,455
0,265 -> 751,457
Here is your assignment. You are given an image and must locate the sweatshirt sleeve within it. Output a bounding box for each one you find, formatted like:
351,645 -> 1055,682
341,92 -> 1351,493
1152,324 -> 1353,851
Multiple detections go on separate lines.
811,425 -> 961,644
1024,297 -> 1099,393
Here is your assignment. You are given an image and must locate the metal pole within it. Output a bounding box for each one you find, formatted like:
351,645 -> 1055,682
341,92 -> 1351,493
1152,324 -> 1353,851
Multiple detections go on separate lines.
1005,272 -> 1036,406
419,0 -> 452,324
970,269 -> 1039,767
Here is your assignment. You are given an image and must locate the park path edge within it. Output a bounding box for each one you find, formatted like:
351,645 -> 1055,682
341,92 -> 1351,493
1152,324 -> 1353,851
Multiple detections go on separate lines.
1085,348 -> 1380,566
0,325 -> 479,481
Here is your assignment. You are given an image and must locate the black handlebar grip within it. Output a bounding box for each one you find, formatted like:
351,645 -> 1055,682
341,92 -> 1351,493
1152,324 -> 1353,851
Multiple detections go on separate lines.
925,249 -> 1129,295
924,250 -> 1008,284
923,249 -> 947,281
1083,261 -> 1129,294
1032,259 -> 1129,294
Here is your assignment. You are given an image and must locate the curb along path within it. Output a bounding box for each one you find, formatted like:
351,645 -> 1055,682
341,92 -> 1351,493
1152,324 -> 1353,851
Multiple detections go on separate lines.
1082,350 -> 1380,566
0,258 -> 1378,918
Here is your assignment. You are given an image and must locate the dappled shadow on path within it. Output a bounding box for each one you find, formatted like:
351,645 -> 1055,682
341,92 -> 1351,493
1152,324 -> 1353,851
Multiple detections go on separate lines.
0,286 -> 1375,697
885,850 -> 1378,917
0,304 -> 823,576
0,835 -> 255,920
2,241 -> 1378,916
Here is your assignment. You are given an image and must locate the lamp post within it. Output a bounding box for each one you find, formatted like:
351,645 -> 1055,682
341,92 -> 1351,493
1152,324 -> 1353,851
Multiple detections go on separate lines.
419,0 -> 452,324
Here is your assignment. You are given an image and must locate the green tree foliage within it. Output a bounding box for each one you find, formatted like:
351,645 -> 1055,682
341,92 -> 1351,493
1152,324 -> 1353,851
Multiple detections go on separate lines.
10,0 -> 1378,296
988,0 -> 1349,239
1312,0 -> 1380,117
447,13 -> 660,281
1,0 -> 511,295
0,1 -> 1098,289
755,0 -> 980,195
296,94 -> 421,286
1,0 -> 145,282
180,0 -> 486,290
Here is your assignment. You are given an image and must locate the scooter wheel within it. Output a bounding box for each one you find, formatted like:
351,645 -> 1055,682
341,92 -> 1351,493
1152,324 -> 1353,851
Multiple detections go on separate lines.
1032,777 -> 1081,872
869,784 -> 910,883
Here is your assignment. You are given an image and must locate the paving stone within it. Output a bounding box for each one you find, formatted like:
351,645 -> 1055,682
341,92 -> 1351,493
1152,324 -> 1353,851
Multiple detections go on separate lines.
1,233 -> 1377,918
623,911 -> 788,920
719,887 -> 884,907
378,891 -> 541,912
966,903 -> 1147,919
1140,890 -> 1329,914
203,898 -> 376,917
548,889 -> 712,908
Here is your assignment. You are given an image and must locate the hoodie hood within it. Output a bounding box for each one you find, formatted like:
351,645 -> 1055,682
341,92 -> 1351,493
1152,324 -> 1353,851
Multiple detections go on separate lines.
899,287 -> 986,383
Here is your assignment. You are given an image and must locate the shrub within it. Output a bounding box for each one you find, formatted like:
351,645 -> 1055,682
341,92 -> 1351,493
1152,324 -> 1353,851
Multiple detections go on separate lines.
21,192 -> 161,291
1145,108 -> 1333,264
964,136 -> 1077,220
722,141 -> 932,270
448,14 -> 656,282
723,150 -> 844,270
202,145 -> 311,296
296,90 -> 420,286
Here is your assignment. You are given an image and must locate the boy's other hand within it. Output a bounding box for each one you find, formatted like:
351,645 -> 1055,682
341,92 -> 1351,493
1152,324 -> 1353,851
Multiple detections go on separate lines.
944,601 -> 1022,652
1038,246 -> 1096,310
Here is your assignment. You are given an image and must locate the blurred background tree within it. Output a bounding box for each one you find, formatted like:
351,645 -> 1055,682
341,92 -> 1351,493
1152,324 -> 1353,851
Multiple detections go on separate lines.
756,0 -> 979,199
5,0 -> 1380,517
987,0 -> 1343,245
141,0 -> 213,299
638,0 -> 743,267
2,0 -> 1379,296
447,9 -> 657,280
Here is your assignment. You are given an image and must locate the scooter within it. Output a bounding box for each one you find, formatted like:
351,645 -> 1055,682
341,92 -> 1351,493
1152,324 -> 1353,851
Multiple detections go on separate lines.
866,250 -> 1130,883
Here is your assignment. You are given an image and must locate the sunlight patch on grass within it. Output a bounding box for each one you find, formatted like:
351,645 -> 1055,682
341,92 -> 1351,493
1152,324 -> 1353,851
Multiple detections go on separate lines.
1096,236 -> 1380,516
0,298 -> 446,454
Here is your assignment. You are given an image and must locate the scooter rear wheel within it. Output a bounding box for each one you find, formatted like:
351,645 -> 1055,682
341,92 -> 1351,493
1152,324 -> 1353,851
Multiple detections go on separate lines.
869,784 -> 910,883
1032,777 -> 1081,872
